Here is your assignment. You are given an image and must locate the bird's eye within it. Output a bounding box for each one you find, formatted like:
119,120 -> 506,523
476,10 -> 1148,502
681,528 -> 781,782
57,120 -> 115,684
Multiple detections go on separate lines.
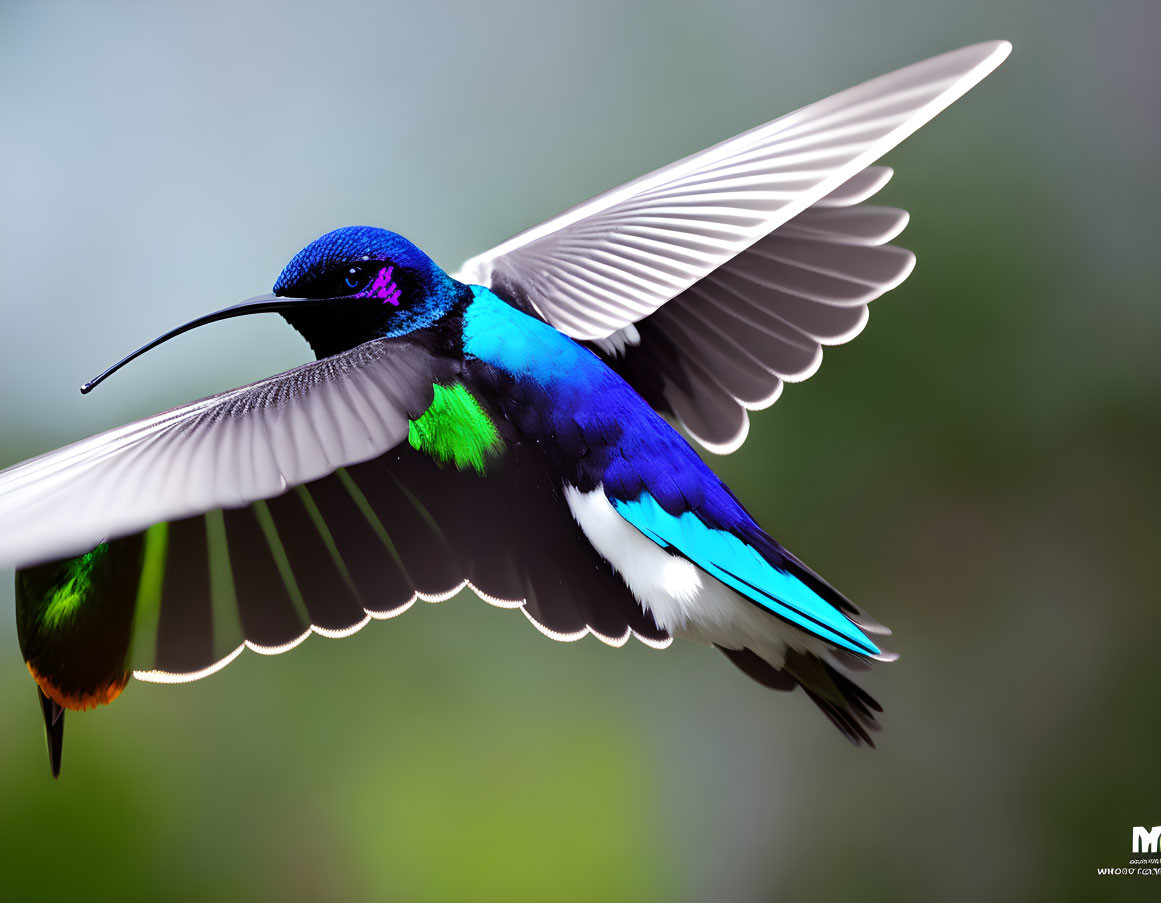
344,266 -> 364,290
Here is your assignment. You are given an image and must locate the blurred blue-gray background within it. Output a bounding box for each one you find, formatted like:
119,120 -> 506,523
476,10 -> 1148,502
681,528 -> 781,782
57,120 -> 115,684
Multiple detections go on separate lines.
1,2 -> 1157,900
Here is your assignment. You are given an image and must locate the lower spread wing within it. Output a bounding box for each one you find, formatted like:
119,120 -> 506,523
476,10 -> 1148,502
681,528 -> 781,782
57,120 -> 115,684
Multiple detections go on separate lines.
17,433 -> 670,711
0,337 -> 451,571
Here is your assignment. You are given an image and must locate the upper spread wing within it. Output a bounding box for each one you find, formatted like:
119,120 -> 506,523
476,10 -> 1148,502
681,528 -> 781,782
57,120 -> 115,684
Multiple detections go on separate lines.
0,337 -> 452,570
455,41 -> 1010,451
596,172 -> 915,451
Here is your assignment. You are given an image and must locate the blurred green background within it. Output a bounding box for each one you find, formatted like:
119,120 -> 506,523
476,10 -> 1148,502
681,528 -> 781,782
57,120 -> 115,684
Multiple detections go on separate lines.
1,1 -> 1157,901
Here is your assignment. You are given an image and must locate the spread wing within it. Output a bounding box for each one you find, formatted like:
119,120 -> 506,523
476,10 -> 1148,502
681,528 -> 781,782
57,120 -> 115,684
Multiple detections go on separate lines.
0,337 -> 450,570
7,352 -> 669,720
594,172 -> 915,451
16,442 -> 669,717
455,41 -> 1011,452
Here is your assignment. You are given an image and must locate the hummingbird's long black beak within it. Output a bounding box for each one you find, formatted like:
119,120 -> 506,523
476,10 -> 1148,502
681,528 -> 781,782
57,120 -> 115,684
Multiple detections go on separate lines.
80,292 -> 327,394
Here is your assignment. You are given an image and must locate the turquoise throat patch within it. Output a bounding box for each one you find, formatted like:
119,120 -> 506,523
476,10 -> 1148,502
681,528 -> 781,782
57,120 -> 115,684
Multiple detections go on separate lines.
408,384 -> 501,474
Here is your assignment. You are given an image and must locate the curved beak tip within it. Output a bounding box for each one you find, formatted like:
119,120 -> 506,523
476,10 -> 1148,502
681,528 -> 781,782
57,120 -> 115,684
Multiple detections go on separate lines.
78,293 -> 317,395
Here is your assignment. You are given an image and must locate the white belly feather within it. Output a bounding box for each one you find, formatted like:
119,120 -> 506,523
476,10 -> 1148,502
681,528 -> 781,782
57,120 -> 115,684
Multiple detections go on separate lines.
564,485 -> 828,667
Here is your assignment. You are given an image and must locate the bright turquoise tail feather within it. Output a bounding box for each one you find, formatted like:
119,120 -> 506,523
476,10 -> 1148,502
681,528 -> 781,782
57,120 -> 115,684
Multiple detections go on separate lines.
611,493 -> 879,656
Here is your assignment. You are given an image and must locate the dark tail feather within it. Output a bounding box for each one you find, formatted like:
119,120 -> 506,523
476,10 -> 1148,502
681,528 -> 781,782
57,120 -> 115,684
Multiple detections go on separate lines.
37,687 -> 65,779
718,646 -> 883,747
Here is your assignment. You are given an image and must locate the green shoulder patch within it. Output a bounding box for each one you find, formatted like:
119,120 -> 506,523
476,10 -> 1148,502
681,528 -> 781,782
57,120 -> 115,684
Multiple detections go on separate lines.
408,383 -> 502,474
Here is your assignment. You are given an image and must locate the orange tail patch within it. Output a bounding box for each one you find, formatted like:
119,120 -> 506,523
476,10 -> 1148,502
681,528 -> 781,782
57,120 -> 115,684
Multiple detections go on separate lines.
28,662 -> 128,711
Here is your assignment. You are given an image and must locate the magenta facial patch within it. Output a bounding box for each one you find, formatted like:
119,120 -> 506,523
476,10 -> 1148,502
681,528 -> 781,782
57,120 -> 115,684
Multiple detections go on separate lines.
355,265 -> 402,306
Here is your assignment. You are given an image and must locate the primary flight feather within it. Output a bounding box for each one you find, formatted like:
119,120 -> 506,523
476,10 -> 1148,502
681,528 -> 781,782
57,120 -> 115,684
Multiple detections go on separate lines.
0,41 -> 1011,777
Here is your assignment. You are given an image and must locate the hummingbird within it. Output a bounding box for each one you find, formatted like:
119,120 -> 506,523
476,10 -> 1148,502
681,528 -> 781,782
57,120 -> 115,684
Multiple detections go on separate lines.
0,42 -> 1009,777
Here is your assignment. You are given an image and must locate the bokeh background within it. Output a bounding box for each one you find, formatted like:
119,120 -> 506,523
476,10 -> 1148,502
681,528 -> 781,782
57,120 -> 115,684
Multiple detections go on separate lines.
1,1 -> 1157,901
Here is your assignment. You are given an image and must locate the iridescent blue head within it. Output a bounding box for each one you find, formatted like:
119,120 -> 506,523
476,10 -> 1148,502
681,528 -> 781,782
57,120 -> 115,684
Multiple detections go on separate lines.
80,226 -> 466,393
272,226 -> 465,357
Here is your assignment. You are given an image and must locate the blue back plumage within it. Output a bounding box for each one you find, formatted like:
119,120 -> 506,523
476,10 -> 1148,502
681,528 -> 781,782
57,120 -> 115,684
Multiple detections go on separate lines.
463,287 -> 743,525
463,286 -> 877,656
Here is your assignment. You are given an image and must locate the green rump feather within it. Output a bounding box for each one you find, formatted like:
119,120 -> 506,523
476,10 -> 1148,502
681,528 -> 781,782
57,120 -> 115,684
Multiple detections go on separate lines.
40,543 -> 108,630
407,383 -> 501,474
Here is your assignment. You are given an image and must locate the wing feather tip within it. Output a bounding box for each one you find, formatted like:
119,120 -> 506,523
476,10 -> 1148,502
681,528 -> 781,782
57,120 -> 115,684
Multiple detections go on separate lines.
132,643 -> 246,684
683,413 -> 751,456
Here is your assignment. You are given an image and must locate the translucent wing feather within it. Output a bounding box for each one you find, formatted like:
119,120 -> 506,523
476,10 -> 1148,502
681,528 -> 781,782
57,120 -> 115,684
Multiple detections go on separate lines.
457,42 -> 1008,339
618,189 -> 916,451
15,439 -> 671,714
0,338 -> 448,570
